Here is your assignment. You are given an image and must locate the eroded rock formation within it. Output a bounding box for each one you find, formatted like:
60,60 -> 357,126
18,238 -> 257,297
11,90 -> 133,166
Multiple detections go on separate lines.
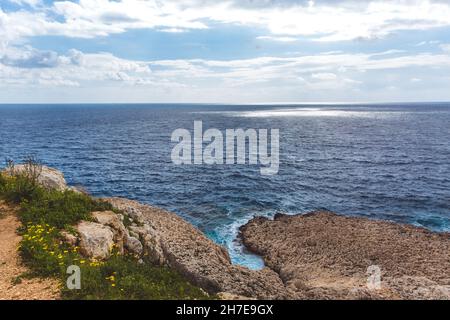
240,211 -> 450,299
103,197 -> 288,299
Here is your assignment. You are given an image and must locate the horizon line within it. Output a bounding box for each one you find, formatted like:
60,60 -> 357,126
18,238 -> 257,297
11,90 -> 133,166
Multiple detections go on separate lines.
1,100 -> 450,106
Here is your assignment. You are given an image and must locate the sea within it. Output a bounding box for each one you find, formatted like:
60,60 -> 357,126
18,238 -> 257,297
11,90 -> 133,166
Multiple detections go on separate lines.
0,103 -> 449,269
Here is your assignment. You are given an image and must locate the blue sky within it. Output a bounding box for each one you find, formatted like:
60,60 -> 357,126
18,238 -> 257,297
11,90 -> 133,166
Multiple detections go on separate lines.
1,0 -> 450,103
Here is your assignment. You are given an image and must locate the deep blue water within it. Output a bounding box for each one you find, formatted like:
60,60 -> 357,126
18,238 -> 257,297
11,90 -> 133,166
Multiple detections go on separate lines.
1,103 -> 449,269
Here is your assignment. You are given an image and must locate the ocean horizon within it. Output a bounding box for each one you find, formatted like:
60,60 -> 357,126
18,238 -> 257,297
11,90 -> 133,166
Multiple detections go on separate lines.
1,102 -> 449,269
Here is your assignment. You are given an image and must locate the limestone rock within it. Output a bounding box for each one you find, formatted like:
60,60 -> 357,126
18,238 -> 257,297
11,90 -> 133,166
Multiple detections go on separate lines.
92,211 -> 124,231
240,211 -> 450,300
60,231 -> 78,247
125,236 -> 144,256
143,231 -> 165,265
116,203 -> 145,225
92,211 -> 128,254
104,197 -> 288,299
67,186 -> 85,194
77,221 -> 115,260
5,165 -> 68,191
128,230 -> 139,239
128,225 -> 148,238
92,210 -> 149,257
217,292 -> 255,300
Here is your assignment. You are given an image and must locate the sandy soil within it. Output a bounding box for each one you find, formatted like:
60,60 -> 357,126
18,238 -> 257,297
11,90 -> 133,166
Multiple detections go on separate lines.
0,201 -> 60,300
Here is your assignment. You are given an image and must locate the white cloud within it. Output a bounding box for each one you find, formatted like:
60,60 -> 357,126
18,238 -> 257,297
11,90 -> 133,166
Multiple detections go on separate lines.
3,45 -> 450,99
256,36 -> 299,42
0,46 -> 61,68
440,43 -> 450,53
415,40 -> 441,47
37,78 -> 80,87
159,28 -> 188,33
9,0 -> 42,7
0,46 -> 153,88
311,72 -> 338,81
3,0 -> 450,104
2,0 -> 450,44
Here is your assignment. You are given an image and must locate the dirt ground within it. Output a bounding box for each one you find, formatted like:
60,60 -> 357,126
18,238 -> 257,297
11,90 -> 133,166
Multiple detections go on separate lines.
0,201 -> 60,300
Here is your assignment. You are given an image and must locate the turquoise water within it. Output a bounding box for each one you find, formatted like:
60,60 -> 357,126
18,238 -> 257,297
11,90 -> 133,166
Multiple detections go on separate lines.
0,103 -> 449,269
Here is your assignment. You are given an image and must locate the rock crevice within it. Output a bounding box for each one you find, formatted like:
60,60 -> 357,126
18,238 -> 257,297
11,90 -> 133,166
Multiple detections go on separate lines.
103,197 -> 288,299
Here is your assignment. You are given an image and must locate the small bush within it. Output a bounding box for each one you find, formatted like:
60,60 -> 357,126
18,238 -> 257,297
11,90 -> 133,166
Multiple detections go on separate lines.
19,189 -> 114,229
19,222 -> 80,276
0,158 -> 42,204
0,171 -> 42,204
62,255 -> 210,300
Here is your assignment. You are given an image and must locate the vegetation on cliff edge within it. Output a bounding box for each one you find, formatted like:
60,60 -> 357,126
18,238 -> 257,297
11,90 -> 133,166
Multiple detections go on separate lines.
0,159 -> 210,300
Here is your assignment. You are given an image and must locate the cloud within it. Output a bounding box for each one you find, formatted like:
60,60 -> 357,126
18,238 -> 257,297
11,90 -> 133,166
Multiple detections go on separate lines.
2,0 -> 450,103
3,44 -> 450,96
8,0 -> 42,7
37,78 -> 80,87
256,36 -> 299,42
2,0 -> 450,44
2,1 -> 450,102
0,46 -> 61,68
440,43 -> 450,53
415,40 -> 441,47
311,72 -> 338,81
0,46 -> 153,88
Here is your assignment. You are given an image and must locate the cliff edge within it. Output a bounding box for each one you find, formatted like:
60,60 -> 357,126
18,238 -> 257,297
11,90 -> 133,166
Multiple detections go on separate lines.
240,211 -> 450,299
3,164 -> 449,300
104,197 -> 287,299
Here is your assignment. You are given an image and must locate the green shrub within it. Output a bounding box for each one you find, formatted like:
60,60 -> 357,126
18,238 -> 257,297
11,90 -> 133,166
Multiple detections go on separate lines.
19,222 -> 80,276
19,189 -> 113,229
0,172 -> 41,204
62,255 -> 210,300
0,158 -> 42,204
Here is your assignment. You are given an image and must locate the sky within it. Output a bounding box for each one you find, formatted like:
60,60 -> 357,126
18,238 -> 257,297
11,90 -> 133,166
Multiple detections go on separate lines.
1,0 -> 450,103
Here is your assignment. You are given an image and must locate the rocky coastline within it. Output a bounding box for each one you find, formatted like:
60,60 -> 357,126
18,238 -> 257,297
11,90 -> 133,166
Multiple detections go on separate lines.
4,165 -> 450,300
240,211 -> 450,299
102,197 -> 287,299
7,165 -> 286,299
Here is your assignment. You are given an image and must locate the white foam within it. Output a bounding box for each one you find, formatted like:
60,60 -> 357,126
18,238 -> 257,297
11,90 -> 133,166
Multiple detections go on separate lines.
214,216 -> 266,270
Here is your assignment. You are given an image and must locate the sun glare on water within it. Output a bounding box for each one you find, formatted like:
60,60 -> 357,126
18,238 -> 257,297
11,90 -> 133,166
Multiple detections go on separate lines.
225,108 -> 407,118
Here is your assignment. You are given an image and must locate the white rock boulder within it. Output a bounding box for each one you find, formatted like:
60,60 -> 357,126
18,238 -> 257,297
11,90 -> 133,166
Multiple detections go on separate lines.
77,221 -> 115,260
125,236 -> 144,256
6,165 -> 68,191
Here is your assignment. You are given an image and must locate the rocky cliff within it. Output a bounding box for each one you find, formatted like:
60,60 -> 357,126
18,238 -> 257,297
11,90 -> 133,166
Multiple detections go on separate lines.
240,211 -> 450,299
103,197 -> 287,298
17,165 -> 287,299
7,165 -> 450,299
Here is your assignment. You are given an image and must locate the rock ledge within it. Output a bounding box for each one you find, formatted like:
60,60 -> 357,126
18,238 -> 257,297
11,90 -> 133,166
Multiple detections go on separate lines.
240,211 -> 450,299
